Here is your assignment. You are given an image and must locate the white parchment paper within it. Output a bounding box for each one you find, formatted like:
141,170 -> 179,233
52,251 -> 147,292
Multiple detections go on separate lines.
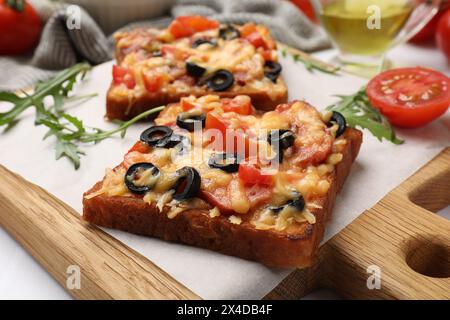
0,59 -> 448,299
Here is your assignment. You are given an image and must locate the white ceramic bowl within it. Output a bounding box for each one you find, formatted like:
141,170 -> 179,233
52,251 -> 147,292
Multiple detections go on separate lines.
68,0 -> 176,34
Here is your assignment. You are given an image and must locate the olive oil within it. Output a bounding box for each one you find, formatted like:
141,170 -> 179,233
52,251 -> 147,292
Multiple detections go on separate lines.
320,0 -> 412,56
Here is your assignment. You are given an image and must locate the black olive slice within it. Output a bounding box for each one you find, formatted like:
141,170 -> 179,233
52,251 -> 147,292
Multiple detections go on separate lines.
267,129 -> 296,150
208,153 -> 241,173
327,111 -> 347,138
125,162 -> 160,194
192,38 -> 217,48
206,70 -> 234,91
140,126 -> 173,147
219,25 -> 240,40
186,61 -> 206,78
264,61 -> 282,83
176,111 -> 206,131
172,166 -> 201,201
269,192 -> 305,214
267,129 -> 296,163
159,134 -> 189,149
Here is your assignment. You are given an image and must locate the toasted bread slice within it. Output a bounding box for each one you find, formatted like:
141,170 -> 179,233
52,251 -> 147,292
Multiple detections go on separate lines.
107,17 -> 288,120
83,95 -> 362,268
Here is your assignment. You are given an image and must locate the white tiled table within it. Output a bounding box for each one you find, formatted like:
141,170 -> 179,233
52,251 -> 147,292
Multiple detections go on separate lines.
0,44 -> 449,300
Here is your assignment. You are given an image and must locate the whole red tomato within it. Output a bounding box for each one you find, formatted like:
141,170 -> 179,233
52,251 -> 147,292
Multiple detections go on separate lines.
409,11 -> 443,43
290,0 -> 317,23
0,0 -> 41,55
436,9 -> 450,61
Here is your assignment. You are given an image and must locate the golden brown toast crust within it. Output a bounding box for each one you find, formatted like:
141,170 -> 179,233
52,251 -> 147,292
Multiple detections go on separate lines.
82,128 -> 362,268
106,78 -> 288,121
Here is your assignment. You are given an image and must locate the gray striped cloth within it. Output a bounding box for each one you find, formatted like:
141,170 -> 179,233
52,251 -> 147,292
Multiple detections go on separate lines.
0,0 -> 329,91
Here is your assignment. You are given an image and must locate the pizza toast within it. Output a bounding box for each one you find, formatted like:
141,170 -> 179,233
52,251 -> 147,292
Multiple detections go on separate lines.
83,95 -> 362,268
107,16 -> 288,120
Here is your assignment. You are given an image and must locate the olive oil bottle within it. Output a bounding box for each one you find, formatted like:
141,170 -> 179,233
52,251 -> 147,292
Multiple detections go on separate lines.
319,0 -> 412,56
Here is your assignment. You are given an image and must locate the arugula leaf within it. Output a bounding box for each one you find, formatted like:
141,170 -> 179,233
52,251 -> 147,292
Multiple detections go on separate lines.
0,63 -> 92,126
328,87 -> 403,144
280,48 -> 340,75
36,105 -> 165,169
55,139 -> 84,170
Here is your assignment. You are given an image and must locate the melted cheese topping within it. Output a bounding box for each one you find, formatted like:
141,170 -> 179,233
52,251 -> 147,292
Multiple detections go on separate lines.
88,95 -> 347,232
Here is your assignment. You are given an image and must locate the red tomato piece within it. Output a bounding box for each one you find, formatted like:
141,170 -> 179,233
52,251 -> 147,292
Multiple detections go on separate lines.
143,73 -> 164,92
205,112 -> 228,134
177,15 -> 219,32
366,67 -> 450,128
181,99 -> 196,111
239,163 -> 273,186
259,49 -> 273,61
205,112 -> 228,150
240,23 -> 258,37
222,96 -> 252,115
128,141 -> 150,154
168,16 -> 219,39
168,19 -> 192,39
112,65 -> 136,89
245,32 -> 268,49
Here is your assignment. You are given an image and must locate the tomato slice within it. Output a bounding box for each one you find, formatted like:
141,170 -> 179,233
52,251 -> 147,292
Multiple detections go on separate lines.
238,163 -> 273,186
180,99 -> 196,111
177,16 -> 219,32
168,16 -> 219,39
205,112 -> 252,156
168,20 -> 192,39
143,73 -> 164,92
366,67 -> 450,128
222,96 -> 252,115
112,65 -> 136,89
205,112 -> 227,134
240,23 -> 258,37
245,32 -> 268,49
128,141 -> 150,154
259,49 -> 273,61
240,23 -> 270,50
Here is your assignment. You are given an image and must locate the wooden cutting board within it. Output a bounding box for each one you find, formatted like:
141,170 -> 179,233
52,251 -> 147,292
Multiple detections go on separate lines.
0,147 -> 448,300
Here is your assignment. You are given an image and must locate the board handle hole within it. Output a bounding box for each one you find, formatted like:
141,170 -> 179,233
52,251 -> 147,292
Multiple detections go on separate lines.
408,168 -> 450,214
405,236 -> 450,278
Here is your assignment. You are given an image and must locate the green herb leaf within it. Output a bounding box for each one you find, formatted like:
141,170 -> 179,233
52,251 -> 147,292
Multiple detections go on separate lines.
281,49 -> 340,75
0,63 -> 92,126
55,139 -> 83,170
328,87 -> 403,144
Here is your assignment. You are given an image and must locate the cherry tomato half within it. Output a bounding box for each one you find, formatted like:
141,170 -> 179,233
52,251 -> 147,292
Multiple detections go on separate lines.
366,67 -> 450,128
